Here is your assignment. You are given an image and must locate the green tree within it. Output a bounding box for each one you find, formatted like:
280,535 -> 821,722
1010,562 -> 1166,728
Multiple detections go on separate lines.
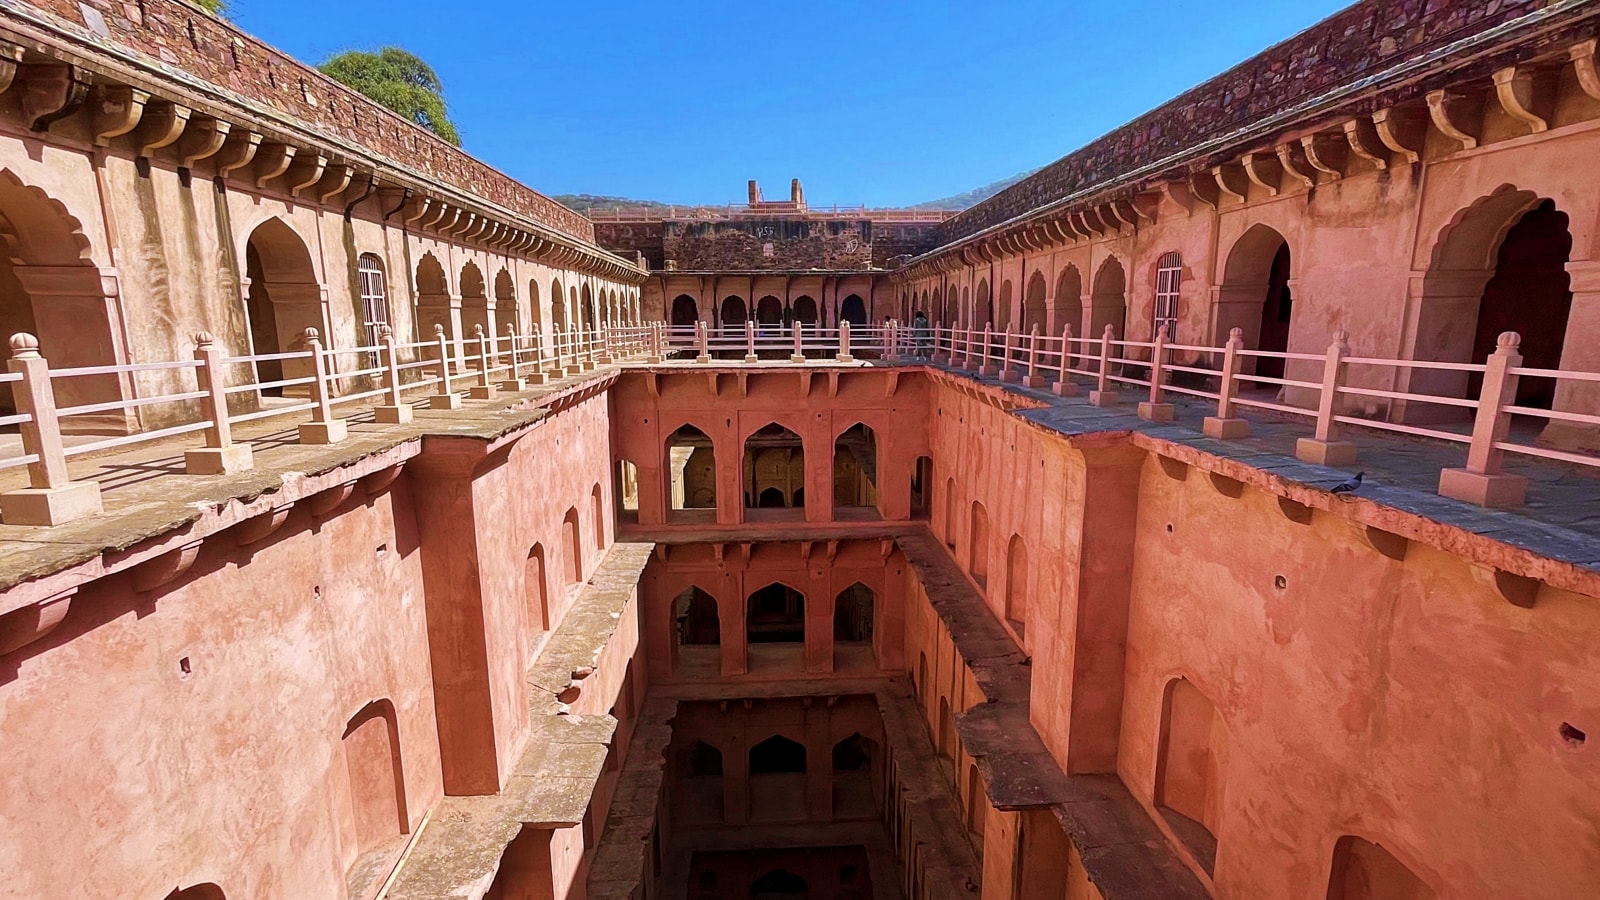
319,48 -> 461,146
192,0 -> 228,14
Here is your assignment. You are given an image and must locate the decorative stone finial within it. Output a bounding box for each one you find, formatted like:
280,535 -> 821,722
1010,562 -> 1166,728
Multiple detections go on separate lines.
193,331 -> 215,348
1103,323 -> 1116,337
9,332 -> 40,358
434,323 -> 446,336
473,324 -> 485,337
302,327 -> 320,343
378,324 -> 393,340
1498,331 -> 1522,350
1229,326 -> 1245,341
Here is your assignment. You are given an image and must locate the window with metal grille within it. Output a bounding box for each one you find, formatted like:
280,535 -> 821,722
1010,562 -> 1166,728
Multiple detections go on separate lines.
1153,251 -> 1181,341
358,253 -> 390,349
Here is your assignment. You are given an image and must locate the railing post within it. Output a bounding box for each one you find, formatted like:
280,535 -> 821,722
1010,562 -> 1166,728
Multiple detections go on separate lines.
933,325 -> 950,364
298,327 -> 347,444
645,322 -> 664,364
885,320 -> 901,362
1089,324 -> 1121,406
1138,324 -> 1175,421
1203,327 -> 1249,438
837,321 -> 854,362
372,325 -> 415,424
468,325 -> 498,400
500,324 -> 527,391
528,323 -> 553,384
566,325 -> 585,374
597,323 -> 615,364
1023,324 -> 1044,388
0,333 -> 103,525
695,321 -> 711,364
999,324 -> 1018,381
790,322 -> 806,363
581,324 -> 598,371
1053,324 -> 1079,396
429,323 -> 462,409
1295,329 -> 1357,466
977,324 -> 996,375
1439,331 -> 1529,507
744,320 -> 759,363
184,331 -> 255,474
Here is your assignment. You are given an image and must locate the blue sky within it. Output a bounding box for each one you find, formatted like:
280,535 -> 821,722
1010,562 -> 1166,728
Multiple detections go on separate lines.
232,0 -> 1351,208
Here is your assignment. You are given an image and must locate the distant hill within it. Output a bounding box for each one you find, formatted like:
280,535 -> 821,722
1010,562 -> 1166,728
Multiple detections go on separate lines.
909,169 -> 1037,211
554,170 -> 1040,217
552,194 -> 676,215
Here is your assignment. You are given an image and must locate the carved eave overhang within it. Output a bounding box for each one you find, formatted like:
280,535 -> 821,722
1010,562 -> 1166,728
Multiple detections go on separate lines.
0,9 -> 646,285
890,1 -> 1600,282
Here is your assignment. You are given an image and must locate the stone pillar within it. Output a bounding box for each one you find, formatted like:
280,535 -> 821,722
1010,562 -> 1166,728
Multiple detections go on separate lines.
1397,269 -> 1493,423
1045,445 -> 1144,775
409,441 -> 527,795
805,569 -> 833,675
805,710 -> 832,820
718,426 -> 743,526
805,423 -> 834,524
722,574 -> 747,677
1544,259 -> 1600,449
724,732 -> 750,824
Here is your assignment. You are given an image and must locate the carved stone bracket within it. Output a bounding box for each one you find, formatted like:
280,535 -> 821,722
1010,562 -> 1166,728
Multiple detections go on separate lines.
136,99 -> 190,157
0,588 -> 75,657
1301,133 -> 1348,180
1427,89 -> 1481,151
1342,118 -> 1388,169
1492,66 -> 1548,134
1373,107 -> 1426,164
178,116 -> 232,168
22,63 -> 91,133
131,541 -> 204,593
1242,152 -> 1283,196
215,130 -> 262,178
253,143 -> 296,189
1571,39 -> 1600,102
93,84 -> 150,146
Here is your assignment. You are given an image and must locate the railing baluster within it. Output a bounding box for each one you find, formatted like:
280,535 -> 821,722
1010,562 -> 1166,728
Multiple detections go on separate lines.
0,332 -> 104,525
978,324 -> 996,376
1203,327 -> 1249,438
299,327 -> 347,444
373,325 -> 414,424
1439,331 -> 1529,507
500,325 -> 527,391
1054,324 -> 1078,396
1295,329 -> 1356,465
469,325 -> 497,400
1138,324 -> 1174,421
1090,324 -> 1120,407
837,321 -> 854,362
1024,324 -> 1044,388
186,331 -> 254,474
430,323 -> 462,409
696,321 -> 711,364
744,320 -> 758,363
790,322 -> 806,363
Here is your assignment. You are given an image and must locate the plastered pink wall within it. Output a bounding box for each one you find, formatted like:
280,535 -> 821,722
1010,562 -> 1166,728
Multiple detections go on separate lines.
0,482 -> 442,899
1117,459 -> 1600,898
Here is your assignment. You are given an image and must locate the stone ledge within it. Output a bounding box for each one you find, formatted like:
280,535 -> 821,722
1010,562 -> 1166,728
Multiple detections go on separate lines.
895,529 -> 1207,900
388,540 -> 652,900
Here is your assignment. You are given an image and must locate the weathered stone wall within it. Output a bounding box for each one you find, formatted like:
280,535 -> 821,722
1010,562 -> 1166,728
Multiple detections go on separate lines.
661,218 -> 875,271
13,0 -> 594,241
593,222 -> 667,270
941,0 -> 1570,243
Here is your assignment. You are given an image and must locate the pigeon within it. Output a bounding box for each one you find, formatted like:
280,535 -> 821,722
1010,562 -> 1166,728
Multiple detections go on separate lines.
1330,472 -> 1365,494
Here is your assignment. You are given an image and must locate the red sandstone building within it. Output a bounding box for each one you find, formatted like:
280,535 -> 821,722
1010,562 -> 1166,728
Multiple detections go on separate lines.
0,2 -> 1597,900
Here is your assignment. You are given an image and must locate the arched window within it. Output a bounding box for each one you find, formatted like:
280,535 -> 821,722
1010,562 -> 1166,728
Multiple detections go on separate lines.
1154,251 -> 1181,341
1156,677 -> 1226,875
358,253 -> 391,348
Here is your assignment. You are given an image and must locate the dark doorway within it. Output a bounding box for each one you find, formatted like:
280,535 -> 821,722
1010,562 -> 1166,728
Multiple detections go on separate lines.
1256,243 -> 1293,380
1470,199 -> 1573,408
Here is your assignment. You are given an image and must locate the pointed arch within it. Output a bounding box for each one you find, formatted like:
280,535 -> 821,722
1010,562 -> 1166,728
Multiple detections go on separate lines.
493,267 -> 516,334
1052,264 -> 1083,335
1005,534 -> 1029,640
974,278 -> 992,327
1089,256 -> 1127,340
744,422 -> 805,513
1023,270 -> 1048,334
747,580 -> 806,644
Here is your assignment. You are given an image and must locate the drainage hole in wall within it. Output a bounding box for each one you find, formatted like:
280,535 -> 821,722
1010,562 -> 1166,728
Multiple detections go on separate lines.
178,657 -> 192,677
1165,523 -> 1174,533
1560,723 -> 1586,746
375,543 -> 388,559
1274,575 -> 1288,590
